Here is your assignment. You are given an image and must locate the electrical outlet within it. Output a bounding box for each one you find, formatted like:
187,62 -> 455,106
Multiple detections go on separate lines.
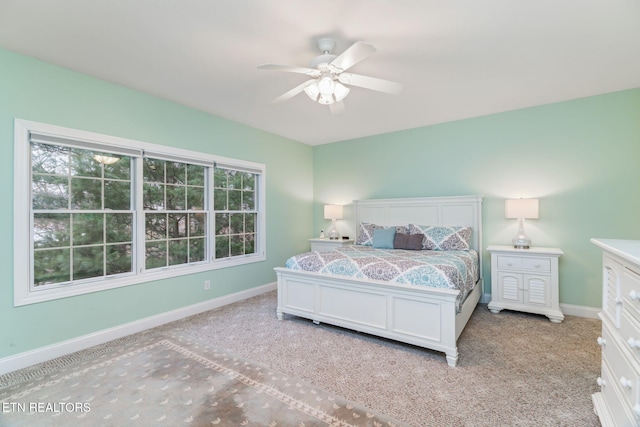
204,280 -> 210,290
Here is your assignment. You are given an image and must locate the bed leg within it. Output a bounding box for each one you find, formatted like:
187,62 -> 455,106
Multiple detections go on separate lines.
446,350 -> 458,367
276,308 -> 284,320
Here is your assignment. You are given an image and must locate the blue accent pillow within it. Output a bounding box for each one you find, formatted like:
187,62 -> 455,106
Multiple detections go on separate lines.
372,227 -> 396,249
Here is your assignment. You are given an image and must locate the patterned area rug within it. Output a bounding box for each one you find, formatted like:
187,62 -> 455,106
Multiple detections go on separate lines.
0,336 -> 408,427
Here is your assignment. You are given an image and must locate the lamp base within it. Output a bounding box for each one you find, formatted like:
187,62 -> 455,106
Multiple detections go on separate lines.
327,219 -> 340,240
512,236 -> 531,249
512,218 -> 531,249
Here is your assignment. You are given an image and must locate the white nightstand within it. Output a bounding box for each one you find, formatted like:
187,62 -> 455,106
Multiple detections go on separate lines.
309,238 -> 354,252
487,245 -> 564,323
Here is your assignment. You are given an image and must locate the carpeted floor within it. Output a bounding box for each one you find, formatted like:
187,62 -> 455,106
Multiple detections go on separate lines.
1,290 -> 602,426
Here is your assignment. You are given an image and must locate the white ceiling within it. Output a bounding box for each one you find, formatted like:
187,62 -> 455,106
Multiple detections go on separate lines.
1,1 -> 639,146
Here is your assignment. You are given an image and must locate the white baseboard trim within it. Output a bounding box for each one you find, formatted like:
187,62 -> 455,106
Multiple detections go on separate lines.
481,293 -> 600,319
0,282 -> 276,376
560,303 -> 600,319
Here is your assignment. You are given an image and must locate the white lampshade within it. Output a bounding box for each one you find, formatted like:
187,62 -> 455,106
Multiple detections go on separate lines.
505,199 -> 539,219
324,204 -> 343,220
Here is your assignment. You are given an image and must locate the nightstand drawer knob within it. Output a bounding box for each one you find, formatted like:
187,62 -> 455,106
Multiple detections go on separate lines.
634,404 -> 640,417
597,337 -> 606,347
534,264 -> 541,268
628,337 -> 640,349
506,262 -> 513,266
597,377 -> 605,387
630,290 -> 640,301
620,377 -> 633,389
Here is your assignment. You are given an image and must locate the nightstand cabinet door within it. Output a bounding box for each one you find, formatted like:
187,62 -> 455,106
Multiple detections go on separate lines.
487,245 -> 563,323
524,274 -> 551,307
496,272 -> 523,303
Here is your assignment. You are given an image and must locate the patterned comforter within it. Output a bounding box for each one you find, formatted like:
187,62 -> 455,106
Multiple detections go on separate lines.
285,245 -> 479,312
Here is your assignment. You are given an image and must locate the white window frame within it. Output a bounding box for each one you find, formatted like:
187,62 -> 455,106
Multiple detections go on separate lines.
14,119 -> 266,306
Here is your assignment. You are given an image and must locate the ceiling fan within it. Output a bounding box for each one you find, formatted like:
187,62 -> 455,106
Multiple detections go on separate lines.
258,38 -> 402,114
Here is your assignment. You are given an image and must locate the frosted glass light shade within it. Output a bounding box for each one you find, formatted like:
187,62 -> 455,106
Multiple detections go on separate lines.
505,199 -> 539,219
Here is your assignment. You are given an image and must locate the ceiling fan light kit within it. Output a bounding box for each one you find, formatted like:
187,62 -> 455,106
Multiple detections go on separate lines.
258,38 -> 401,113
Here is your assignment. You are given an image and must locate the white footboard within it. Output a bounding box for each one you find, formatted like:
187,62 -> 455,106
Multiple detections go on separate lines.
275,267 -> 480,367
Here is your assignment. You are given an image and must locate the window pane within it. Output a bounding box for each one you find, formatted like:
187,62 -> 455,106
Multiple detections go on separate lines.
34,213 -> 70,249
214,188 -> 227,210
143,183 -> 164,210
230,170 -> 242,189
73,213 -> 104,246
187,186 -> 204,210
32,175 -> 69,209
187,164 -> 204,186
143,158 -> 164,182
215,235 -> 229,259
168,239 -> 188,266
104,180 -> 131,210
243,190 -> 255,210
145,241 -> 167,269
245,234 -> 255,254
245,213 -> 256,234
215,213 -> 229,235
103,156 -> 130,180
190,238 -> 205,262
73,246 -> 104,280
70,148 -> 101,178
106,213 -> 133,244
165,162 -> 186,185
230,235 -> 244,256
214,168 -> 227,188
106,244 -> 132,275
34,249 -> 70,286
168,213 -> 187,238
146,213 -> 166,240
71,177 -> 102,210
166,185 -> 185,210
32,143 -> 68,175
242,173 -> 255,191
228,189 -> 241,210
189,213 -> 206,237
230,213 -> 243,234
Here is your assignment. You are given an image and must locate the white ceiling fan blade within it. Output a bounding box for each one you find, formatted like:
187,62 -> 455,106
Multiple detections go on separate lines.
258,64 -> 321,77
272,79 -> 316,104
329,101 -> 345,115
338,73 -> 402,94
329,41 -> 376,72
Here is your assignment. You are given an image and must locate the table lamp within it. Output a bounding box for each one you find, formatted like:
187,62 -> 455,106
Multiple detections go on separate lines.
505,198 -> 539,249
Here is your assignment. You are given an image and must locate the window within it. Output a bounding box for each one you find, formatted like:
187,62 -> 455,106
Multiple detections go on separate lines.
143,158 -> 207,269
14,119 -> 266,306
213,167 -> 258,259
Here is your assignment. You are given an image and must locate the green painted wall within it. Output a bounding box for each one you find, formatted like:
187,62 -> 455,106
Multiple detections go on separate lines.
2,44 -> 638,361
0,48 -> 314,358
312,88 -> 640,308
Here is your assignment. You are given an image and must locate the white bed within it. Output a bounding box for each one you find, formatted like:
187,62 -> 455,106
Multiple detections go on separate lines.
274,195 -> 484,367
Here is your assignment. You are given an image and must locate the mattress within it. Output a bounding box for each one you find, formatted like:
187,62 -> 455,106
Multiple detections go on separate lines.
285,245 -> 479,312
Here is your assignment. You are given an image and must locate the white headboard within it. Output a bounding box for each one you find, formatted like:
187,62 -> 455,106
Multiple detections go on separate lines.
354,195 -> 484,276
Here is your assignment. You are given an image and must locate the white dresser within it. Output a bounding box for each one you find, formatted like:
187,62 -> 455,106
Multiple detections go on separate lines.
591,238 -> 640,427
487,245 -> 564,323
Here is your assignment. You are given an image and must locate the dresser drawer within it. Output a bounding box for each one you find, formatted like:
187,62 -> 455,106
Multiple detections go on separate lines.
521,257 -> 551,273
598,358 -> 640,427
621,308 -> 640,364
497,255 -> 522,269
497,255 -> 550,272
602,321 -> 640,411
623,266 -> 640,323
